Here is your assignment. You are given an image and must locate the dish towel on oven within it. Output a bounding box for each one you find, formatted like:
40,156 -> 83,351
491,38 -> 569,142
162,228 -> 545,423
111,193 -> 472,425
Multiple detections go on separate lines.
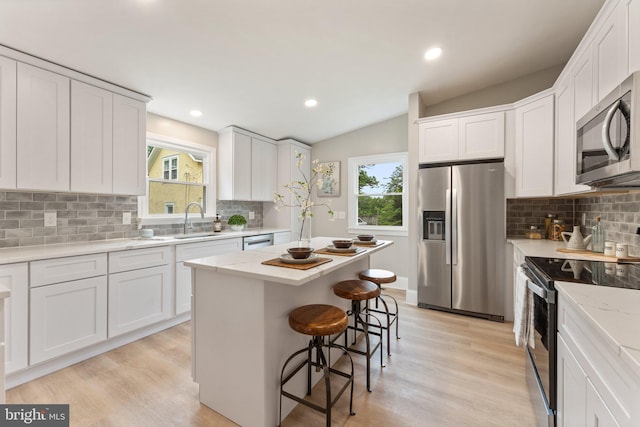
513,266 -> 535,348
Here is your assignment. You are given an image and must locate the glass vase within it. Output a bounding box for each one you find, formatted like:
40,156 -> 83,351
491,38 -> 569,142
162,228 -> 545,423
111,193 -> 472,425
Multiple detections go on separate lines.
297,215 -> 312,248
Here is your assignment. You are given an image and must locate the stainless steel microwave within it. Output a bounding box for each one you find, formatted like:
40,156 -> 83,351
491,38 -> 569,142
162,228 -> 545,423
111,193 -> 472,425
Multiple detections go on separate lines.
576,71 -> 640,187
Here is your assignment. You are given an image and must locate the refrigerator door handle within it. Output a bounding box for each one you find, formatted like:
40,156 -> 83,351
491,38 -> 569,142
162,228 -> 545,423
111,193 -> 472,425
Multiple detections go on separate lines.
445,189 -> 451,265
451,188 -> 458,265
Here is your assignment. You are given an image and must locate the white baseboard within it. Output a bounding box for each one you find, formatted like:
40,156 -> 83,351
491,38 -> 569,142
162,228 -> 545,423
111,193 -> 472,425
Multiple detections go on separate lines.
383,275 -> 408,290
406,289 -> 418,306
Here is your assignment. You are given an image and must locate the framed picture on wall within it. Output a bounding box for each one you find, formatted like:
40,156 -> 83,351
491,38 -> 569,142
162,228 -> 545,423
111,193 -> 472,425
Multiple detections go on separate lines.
317,161 -> 340,197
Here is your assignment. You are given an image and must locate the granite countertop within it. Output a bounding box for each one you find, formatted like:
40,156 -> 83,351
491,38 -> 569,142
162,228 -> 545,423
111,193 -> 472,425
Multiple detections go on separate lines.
185,236 -> 394,287
0,228 -> 290,265
556,281 -> 640,379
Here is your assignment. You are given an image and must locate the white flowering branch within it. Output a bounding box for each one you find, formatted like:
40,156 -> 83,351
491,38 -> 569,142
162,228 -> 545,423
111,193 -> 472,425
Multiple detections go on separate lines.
274,152 -> 334,242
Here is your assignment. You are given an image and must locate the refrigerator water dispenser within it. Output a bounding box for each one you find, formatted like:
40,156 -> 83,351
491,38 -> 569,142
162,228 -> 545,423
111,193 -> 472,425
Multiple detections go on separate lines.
423,211 -> 445,240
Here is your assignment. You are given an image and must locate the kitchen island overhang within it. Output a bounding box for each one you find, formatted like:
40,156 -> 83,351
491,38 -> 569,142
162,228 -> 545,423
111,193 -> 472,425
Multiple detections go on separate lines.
185,237 -> 393,427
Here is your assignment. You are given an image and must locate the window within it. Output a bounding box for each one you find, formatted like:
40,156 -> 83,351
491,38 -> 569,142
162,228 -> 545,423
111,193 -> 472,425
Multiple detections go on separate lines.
348,152 -> 408,235
139,133 -> 215,221
163,156 -> 178,180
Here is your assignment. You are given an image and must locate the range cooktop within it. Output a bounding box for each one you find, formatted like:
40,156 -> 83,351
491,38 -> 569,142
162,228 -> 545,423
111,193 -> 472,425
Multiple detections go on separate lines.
525,256 -> 640,290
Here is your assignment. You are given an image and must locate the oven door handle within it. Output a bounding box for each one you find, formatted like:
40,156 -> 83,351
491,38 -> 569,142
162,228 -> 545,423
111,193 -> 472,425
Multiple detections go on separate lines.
527,279 -> 549,301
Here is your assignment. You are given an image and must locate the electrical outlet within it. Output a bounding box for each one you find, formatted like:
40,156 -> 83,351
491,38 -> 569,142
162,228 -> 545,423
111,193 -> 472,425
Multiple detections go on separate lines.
249,211 -> 255,220
122,212 -> 131,225
44,212 -> 57,227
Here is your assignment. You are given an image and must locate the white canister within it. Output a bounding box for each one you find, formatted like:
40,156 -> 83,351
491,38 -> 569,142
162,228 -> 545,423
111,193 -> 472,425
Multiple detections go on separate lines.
604,241 -> 616,256
141,229 -> 154,238
616,243 -> 629,258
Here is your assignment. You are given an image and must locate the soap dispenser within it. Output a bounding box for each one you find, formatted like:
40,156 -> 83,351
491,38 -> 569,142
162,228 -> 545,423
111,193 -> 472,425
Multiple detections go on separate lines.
213,213 -> 222,232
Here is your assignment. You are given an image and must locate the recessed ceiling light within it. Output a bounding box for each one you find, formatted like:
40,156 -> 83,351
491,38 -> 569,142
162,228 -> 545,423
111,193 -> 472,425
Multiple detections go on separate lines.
190,110 -> 203,117
304,99 -> 318,108
424,47 -> 442,61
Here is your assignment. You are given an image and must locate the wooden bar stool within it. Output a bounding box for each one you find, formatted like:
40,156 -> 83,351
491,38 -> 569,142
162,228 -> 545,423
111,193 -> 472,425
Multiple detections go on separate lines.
332,279 -> 384,392
358,269 -> 400,356
279,304 -> 355,427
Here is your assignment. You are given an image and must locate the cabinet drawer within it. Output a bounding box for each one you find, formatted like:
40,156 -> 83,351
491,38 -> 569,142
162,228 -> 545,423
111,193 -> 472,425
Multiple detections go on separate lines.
175,238 -> 242,262
109,246 -> 171,273
30,276 -> 108,364
108,264 -> 171,337
30,254 -> 107,287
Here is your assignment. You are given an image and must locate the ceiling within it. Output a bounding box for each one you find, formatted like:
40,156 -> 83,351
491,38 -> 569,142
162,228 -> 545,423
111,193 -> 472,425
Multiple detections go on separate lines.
0,0 -> 605,143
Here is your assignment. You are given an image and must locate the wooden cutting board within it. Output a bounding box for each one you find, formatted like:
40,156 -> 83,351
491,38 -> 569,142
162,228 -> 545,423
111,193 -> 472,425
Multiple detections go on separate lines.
261,257 -> 333,270
556,248 -> 640,262
314,247 -> 366,257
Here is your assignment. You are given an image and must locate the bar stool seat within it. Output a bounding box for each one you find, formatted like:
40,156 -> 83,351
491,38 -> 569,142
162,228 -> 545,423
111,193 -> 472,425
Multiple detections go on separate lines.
333,280 -> 384,392
279,304 -> 355,427
358,269 -> 400,357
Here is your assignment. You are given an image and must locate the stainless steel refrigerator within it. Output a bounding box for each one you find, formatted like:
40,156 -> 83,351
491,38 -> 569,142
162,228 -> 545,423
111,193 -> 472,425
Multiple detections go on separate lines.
417,161 -> 505,321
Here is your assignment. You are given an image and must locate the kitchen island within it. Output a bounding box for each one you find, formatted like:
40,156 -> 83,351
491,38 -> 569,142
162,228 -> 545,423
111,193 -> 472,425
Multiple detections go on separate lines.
185,237 -> 393,427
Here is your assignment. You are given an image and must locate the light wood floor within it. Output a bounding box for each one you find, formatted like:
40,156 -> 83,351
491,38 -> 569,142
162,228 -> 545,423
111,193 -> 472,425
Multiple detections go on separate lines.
7,290 -> 539,427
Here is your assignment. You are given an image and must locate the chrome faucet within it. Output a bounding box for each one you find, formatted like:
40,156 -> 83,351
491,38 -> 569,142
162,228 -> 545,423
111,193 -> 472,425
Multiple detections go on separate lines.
184,202 -> 204,234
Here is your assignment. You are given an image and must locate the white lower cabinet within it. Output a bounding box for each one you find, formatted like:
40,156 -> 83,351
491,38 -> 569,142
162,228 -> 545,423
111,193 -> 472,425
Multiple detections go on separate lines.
0,263 -> 28,374
30,276 -> 108,364
175,238 -> 242,314
556,289 -> 635,427
557,334 -> 588,427
108,264 -> 172,338
273,231 -> 292,245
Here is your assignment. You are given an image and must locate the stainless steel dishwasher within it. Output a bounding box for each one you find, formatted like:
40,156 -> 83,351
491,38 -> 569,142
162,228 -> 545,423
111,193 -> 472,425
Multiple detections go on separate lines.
242,233 -> 274,250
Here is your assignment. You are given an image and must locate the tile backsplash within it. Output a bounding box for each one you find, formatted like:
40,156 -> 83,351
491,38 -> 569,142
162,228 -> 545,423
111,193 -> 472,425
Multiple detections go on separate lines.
0,191 -> 265,248
508,191 -> 640,257
0,191 -> 139,248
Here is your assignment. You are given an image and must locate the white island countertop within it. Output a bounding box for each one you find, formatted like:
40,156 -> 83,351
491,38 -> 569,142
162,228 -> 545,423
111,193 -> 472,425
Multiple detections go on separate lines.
185,236 -> 393,286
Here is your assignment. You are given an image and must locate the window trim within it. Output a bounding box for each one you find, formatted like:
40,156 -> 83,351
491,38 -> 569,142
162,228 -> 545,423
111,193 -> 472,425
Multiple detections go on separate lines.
138,132 -> 216,224
347,152 -> 408,236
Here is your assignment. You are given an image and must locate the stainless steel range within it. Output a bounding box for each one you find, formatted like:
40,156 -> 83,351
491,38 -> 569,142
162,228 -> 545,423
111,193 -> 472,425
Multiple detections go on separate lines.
522,256 -> 640,427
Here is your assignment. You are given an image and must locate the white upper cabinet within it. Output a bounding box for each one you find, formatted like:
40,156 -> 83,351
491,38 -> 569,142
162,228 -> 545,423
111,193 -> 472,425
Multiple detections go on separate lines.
251,137 -> 277,201
629,0 -> 640,73
515,92 -> 554,198
16,63 -> 70,192
218,128 -> 252,200
572,49 -> 595,124
418,118 -> 458,163
71,81 -> 113,194
218,126 -> 276,201
418,111 -> 504,164
0,56 -> 16,189
592,0 -> 628,101
0,45 -> 149,195
554,78 -> 591,195
112,94 -> 146,195
457,113 -> 505,160
263,139 -> 311,240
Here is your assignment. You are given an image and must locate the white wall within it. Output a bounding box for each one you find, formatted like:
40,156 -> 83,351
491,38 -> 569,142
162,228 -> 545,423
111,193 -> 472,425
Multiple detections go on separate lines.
424,65 -> 562,117
147,113 -> 218,148
310,115 -> 409,289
